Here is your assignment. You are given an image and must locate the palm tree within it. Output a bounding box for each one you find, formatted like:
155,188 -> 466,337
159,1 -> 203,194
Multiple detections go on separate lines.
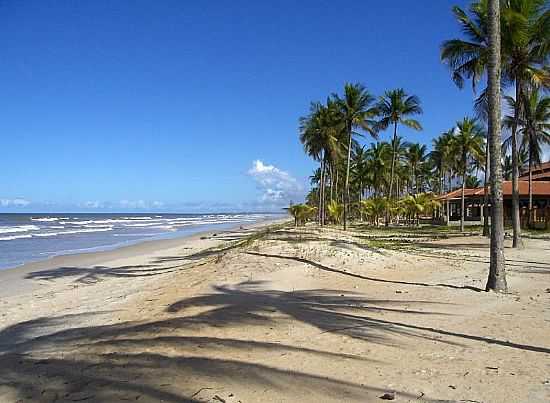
361,198 -> 387,227
500,0 -> 549,246
486,0 -> 507,292
375,89 -> 423,211
441,2 -> 489,91
442,0 -> 548,247
513,89 -> 550,225
466,175 -> 482,188
430,132 -> 452,195
327,200 -> 344,224
299,101 -> 341,226
365,142 -> 392,198
441,1 -> 492,236
452,117 -> 485,232
333,83 -> 378,230
405,143 -> 428,195
289,204 -> 317,227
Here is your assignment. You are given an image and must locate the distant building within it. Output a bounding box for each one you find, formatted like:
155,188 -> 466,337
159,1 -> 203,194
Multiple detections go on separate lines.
518,161 -> 550,182
437,178 -> 550,229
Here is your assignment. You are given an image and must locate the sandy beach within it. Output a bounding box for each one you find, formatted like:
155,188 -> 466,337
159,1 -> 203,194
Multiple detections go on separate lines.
0,221 -> 548,403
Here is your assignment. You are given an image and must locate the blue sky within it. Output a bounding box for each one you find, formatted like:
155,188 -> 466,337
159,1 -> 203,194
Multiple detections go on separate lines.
0,0 -> 487,212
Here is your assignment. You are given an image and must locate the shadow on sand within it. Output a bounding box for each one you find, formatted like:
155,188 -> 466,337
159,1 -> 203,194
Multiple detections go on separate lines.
246,251 -> 484,292
2,278 -> 549,402
0,284 -> 441,402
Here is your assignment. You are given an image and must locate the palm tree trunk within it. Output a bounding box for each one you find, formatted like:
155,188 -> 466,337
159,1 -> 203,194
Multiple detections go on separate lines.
319,156 -> 326,226
359,180 -> 363,221
461,170 -> 466,232
485,0 -> 507,292
528,135 -> 533,228
442,172 -> 445,194
483,141 -> 490,236
343,124 -> 352,231
335,169 -> 338,203
386,121 -> 398,226
510,81 -> 523,247
329,163 -> 334,202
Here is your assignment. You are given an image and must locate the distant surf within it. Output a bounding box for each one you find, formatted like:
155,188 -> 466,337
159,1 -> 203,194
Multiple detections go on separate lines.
0,213 -> 283,269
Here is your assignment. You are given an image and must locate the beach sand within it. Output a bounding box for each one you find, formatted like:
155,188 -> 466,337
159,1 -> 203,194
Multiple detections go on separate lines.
0,221 -> 548,402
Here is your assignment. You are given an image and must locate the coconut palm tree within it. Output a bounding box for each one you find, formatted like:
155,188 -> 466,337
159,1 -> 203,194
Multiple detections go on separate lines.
332,83 -> 378,230
361,197 -> 387,227
430,133 -> 451,195
405,143 -> 428,195
389,136 -> 409,197
442,0 -> 548,248
289,204 -> 317,227
507,89 -> 550,226
327,200 -> 344,224
299,101 -> 341,226
441,2 -> 489,91
365,142 -> 392,198
500,0 -> 549,246
452,117 -> 485,232
375,89 -> 423,209
486,0 -> 507,292
466,175 -> 482,188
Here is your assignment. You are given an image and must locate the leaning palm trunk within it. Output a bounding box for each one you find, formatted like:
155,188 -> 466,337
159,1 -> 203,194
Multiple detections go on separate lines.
483,141 -> 490,236
510,82 -> 523,247
343,123 -> 353,231
485,0 -> 507,292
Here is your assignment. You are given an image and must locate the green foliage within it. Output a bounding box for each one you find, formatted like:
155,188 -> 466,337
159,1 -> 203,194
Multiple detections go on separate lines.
327,200 -> 344,224
288,204 -> 317,226
360,197 -> 387,226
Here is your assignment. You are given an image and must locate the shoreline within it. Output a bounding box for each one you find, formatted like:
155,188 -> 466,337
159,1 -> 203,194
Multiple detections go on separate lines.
0,216 -> 289,299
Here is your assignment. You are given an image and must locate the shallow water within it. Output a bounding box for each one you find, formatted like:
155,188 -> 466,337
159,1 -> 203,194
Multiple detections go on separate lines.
0,213 -> 283,269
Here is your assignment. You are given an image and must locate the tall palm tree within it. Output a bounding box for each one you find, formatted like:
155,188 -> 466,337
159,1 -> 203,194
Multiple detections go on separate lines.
486,0 -> 507,292
441,2 -> 489,92
375,89 -> 423,199
512,89 -> 550,225
442,0 -> 548,247
375,89 -> 422,225
333,83 -> 378,230
452,117 -> 485,232
299,101 -> 340,226
430,133 -> 451,195
405,143 -> 428,195
441,1 -> 493,237
365,142 -> 392,198
500,0 -> 549,246
389,136 -> 409,197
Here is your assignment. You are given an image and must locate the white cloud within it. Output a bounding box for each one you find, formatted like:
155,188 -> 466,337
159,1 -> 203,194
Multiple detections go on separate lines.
82,200 -> 103,209
0,198 -> 30,207
247,160 -> 303,204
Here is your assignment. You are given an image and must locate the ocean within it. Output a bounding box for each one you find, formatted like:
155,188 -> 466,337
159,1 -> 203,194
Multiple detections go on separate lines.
0,212 -> 282,269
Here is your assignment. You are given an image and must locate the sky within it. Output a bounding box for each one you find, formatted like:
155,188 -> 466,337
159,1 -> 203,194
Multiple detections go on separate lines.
0,0 -> 499,213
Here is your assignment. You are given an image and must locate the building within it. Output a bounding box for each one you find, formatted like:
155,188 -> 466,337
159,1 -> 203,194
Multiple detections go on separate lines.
518,161 -> 550,182
437,179 -> 550,229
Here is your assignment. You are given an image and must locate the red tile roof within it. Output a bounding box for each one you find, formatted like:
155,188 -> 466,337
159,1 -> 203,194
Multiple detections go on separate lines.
438,181 -> 550,200
518,171 -> 550,181
519,161 -> 550,178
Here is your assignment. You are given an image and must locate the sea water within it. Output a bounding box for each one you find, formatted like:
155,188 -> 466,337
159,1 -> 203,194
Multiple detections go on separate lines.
0,213 -> 282,269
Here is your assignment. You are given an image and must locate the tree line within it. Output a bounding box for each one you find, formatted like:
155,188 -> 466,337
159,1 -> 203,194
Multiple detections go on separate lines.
297,0 -> 548,234
295,0 -> 549,293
